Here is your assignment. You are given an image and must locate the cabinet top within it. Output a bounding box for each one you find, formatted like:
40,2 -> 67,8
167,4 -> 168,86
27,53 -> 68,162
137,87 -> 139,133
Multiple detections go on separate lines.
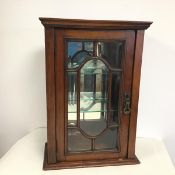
39,17 -> 152,30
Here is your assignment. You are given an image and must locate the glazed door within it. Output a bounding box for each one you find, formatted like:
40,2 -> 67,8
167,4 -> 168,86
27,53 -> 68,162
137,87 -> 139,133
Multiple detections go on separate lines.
55,30 -> 135,161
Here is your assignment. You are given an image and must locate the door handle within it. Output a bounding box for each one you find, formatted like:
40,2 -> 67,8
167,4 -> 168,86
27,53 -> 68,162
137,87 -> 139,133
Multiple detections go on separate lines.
123,93 -> 131,115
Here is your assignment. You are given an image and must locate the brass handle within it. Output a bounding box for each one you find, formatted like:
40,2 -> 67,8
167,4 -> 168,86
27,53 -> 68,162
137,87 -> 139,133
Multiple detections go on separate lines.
123,93 -> 131,115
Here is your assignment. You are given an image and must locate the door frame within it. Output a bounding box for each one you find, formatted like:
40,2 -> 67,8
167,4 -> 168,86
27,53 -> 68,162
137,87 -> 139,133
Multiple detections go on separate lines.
54,29 -> 136,162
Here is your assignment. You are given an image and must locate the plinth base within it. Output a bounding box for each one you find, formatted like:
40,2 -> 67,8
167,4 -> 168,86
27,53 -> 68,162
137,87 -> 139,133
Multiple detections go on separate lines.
43,143 -> 140,170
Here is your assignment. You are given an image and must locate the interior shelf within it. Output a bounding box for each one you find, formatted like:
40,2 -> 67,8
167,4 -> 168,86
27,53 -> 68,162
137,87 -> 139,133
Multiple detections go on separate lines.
68,98 -> 108,101
68,110 -> 117,113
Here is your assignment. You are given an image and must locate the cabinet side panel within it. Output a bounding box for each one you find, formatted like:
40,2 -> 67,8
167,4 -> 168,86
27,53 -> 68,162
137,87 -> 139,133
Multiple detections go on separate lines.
55,30 -> 65,161
128,30 -> 145,158
45,27 -> 56,163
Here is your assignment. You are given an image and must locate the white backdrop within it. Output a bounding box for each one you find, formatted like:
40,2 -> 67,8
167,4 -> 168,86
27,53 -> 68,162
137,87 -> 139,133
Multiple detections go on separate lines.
0,0 -> 175,165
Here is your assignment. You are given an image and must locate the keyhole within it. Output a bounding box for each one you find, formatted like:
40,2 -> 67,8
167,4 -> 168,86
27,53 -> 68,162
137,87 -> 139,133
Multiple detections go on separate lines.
124,94 -> 131,115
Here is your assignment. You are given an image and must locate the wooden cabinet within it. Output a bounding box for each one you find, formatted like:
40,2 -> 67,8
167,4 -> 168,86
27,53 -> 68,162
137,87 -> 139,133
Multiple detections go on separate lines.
39,18 -> 152,170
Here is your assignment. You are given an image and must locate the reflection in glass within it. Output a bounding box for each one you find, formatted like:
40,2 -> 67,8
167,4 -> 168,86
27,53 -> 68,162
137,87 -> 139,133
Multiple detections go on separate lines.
68,50 -> 90,68
67,41 -> 124,69
84,42 -> 93,52
100,41 -> 124,68
67,41 -> 93,68
95,127 -> 118,150
68,128 -> 91,152
110,72 -> 121,125
68,42 -> 82,57
80,59 -> 108,136
68,72 -> 77,126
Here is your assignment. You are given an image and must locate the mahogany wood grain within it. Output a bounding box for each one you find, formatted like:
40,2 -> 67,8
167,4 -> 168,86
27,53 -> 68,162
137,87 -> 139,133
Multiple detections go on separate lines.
43,143 -> 139,170
127,30 -> 145,158
44,27 -> 56,163
39,17 -> 152,30
55,30 -> 65,161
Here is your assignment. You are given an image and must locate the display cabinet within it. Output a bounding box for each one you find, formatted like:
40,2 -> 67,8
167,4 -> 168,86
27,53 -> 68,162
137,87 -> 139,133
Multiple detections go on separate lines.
39,18 -> 152,170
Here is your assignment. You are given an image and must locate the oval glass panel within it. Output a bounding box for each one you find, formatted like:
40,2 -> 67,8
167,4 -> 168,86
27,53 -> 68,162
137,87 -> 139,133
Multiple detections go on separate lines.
80,59 -> 109,136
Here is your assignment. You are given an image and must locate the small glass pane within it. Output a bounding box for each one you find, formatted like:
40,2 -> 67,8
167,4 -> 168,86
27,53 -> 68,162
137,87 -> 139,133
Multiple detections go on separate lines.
67,41 -> 93,69
95,127 -> 118,150
110,72 -> 121,125
68,72 -> 77,126
84,42 -> 93,53
100,41 -> 124,68
80,114 -> 107,136
68,128 -> 91,152
80,59 -> 108,136
68,42 -> 82,57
